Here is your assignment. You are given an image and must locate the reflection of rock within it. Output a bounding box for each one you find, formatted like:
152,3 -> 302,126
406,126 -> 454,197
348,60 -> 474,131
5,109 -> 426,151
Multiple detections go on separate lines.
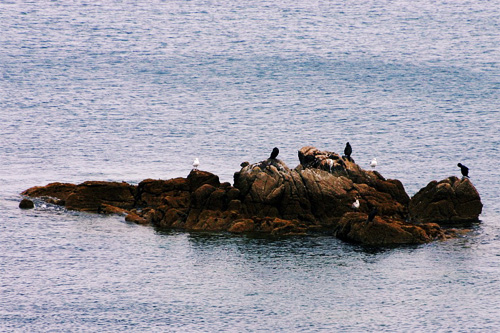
409,176 -> 483,224
20,147 -> 483,245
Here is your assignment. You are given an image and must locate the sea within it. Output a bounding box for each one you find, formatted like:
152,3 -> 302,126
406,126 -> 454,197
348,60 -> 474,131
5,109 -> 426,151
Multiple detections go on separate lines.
1,0 -> 499,331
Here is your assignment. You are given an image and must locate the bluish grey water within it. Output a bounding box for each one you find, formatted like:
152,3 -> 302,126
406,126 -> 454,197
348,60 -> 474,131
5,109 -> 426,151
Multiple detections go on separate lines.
1,0 -> 499,331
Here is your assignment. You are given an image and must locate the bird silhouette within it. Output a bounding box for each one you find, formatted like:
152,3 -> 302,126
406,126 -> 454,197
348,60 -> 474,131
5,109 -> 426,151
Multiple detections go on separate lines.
270,147 -> 279,159
457,163 -> 469,179
366,207 -> 378,223
344,142 -> 352,161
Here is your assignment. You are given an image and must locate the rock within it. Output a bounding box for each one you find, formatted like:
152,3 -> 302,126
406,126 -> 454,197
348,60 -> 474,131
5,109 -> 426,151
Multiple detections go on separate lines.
20,146 -> 482,246
100,204 -> 130,216
21,182 -> 77,201
335,212 -> 445,246
187,169 -> 220,192
65,181 -> 136,213
19,199 -> 34,209
136,178 -> 189,208
233,147 -> 411,230
409,176 -> 483,224
125,212 -> 148,225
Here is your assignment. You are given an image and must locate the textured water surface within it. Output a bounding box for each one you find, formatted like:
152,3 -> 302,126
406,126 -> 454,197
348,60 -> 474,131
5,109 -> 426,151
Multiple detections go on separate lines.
1,0 -> 499,331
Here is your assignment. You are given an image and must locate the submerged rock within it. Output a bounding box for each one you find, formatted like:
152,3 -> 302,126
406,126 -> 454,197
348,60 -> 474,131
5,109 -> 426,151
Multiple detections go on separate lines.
409,176 -> 482,224
19,198 -> 34,209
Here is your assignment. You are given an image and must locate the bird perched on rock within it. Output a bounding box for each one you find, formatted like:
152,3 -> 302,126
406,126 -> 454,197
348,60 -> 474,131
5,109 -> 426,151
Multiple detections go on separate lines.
344,142 -> 352,161
370,158 -> 377,168
352,197 -> 360,210
326,159 -> 334,173
457,163 -> 469,179
192,158 -> 200,170
270,147 -> 279,159
366,207 -> 378,223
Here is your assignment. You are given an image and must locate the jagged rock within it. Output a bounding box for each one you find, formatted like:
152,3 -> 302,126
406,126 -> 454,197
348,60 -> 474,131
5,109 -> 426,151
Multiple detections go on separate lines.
233,147 -> 410,229
19,199 -> 34,209
64,181 -> 136,212
136,178 -> 189,208
409,176 -> 482,224
335,212 -> 445,246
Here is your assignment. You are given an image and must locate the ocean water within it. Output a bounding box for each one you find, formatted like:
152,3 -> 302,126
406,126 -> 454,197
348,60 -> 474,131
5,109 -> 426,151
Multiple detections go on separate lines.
1,0 -> 499,331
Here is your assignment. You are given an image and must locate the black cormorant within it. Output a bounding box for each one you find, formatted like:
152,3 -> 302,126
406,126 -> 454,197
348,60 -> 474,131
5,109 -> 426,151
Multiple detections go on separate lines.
270,147 -> 279,159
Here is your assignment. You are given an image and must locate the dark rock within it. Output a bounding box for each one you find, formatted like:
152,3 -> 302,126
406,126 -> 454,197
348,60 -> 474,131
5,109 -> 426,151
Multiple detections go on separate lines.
136,178 -> 189,208
409,176 -> 482,224
335,212 -> 445,246
65,181 -> 136,212
19,199 -> 34,209
187,169 -> 220,192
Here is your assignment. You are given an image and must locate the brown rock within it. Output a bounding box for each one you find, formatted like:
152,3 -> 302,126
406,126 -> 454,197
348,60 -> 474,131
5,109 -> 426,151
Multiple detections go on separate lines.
137,178 -> 189,208
21,182 -> 77,201
335,212 -> 443,246
65,181 -> 136,212
100,204 -> 130,215
187,169 -> 220,192
409,177 -> 482,224
125,213 -> 148,225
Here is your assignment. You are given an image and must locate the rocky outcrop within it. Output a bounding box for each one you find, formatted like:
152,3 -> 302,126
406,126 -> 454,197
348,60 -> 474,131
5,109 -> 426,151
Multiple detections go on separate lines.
22,181 -> 136,213
20,147 -> 482,245
21,182 -> 76,206
409,176 -> 482,224
335,212 -> 445,246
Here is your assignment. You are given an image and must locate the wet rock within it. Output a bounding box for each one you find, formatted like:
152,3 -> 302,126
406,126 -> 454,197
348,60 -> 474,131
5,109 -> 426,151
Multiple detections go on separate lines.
65,181 -> 136,213
19,199 -> 34,209
125,212 -> 148,225
21,182 -> 77,202
335,212 -> 445,246
136,178 -> 189,208
409,176 -> 483,224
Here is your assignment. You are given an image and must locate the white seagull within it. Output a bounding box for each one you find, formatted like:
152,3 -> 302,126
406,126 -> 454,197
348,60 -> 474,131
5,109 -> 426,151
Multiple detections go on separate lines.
370,158 -> 377,168
192,158 -> 200,170
352,198 -> 360,210
326,159 -> 334,173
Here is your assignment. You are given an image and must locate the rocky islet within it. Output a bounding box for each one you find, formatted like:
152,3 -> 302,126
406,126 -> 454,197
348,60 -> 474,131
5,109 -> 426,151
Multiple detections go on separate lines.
20,146 -> 482,246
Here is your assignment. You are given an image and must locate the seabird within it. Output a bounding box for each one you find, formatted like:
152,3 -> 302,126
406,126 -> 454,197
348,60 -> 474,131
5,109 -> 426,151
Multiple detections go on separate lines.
352,197 -> 360,210
192,158 -> 200,170
366,207 -> 378,223
326,159 -> 334,172
457,163 -> 469,179
270,147 -> 279,159
370,158 -> 377,168
344,142 -> 352,161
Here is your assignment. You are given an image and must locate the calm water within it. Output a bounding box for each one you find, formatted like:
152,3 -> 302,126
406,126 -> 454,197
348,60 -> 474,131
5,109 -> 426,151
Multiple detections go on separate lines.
1,0 -> 499,331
